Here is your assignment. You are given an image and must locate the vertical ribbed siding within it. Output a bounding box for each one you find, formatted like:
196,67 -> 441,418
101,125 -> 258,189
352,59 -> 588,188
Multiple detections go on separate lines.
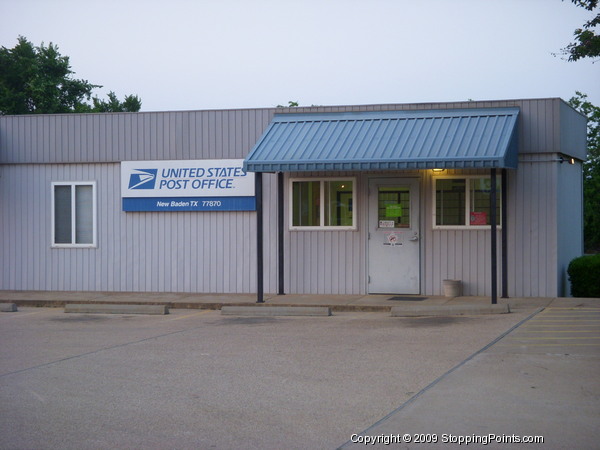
287,230 -> 363,294
0,99 -> 572,165
0,162 -> 559,296
0,99 -> 585,296
0,108 -> 276,163
422,161 -> 559,297
556,160 -> 583,296
0,163 -> 277,293
506,156 -> 558,297
0,108 -> 280,292
284,172 -> 364,295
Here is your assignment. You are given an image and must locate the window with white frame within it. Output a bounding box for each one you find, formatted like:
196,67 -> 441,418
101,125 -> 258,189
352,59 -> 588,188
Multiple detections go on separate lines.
290,178 -> 356,229
434,176 -> 501,228
52,182 -> 97,247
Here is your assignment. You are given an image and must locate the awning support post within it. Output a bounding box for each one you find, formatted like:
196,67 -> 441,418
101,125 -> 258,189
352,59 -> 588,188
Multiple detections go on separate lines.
277,172 -> 285,295
501,168 -> 508,298
490,168 -> 498,304
256,172 -> 264,303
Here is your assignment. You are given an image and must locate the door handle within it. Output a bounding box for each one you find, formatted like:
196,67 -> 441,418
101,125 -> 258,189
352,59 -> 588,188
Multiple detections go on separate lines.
409,234 -> 419,242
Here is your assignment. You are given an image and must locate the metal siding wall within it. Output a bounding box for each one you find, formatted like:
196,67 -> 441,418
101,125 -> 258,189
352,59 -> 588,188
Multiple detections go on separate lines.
559,101 -> 588,161
261,173 -> 278,294
423,169 -> 500,296
510,156 -> 558,297
518,99 -> 559,154
274,103 -> 568,297
0,108 -> 275,163
1,164 -> 93,290
422,162 -> 559,298
0,99 -> 566,164
0,107 -> 282,293
556,161 -> 584,296
0,163 -> 270,293
285,171 -> 364,295
287,230 -> 363,294
0,99 -> 578,297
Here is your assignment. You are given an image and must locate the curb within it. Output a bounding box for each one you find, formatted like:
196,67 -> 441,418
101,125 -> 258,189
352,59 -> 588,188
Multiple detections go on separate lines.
6,300 -> 515,315
7,299 -> 393,313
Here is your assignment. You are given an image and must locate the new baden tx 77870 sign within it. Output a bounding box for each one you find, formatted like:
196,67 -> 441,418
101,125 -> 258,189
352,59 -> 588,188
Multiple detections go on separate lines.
121,159 -> 255,211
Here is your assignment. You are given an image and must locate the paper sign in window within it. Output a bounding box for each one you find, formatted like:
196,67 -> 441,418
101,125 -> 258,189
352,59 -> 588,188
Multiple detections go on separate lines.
385,204 -> 402,218
470,211 -> 487,225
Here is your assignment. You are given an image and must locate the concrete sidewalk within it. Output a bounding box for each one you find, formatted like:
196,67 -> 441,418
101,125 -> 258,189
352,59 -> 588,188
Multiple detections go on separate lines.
0,289 -> 575,314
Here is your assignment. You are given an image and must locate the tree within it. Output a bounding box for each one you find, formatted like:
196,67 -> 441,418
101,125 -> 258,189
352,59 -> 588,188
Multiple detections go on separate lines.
0,36 -> 141,115
276,101 -> 322,108
569,92 -> 600,252
560,0 -> 600,62
88,91 -> 142,113
277,100 -> 300,108
562,1 -> 600,251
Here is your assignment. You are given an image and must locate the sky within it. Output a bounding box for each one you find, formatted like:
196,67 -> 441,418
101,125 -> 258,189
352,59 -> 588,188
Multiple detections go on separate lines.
1,0 -> 598,112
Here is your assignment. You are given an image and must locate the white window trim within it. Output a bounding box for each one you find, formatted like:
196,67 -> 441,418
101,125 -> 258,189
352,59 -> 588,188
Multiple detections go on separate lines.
289,177 -> 357,230
432,175 -> 502,230
51,181 -> 98,248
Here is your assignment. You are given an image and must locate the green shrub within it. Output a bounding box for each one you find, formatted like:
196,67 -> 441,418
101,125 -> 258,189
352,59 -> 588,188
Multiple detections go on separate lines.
568,254 -> 600,297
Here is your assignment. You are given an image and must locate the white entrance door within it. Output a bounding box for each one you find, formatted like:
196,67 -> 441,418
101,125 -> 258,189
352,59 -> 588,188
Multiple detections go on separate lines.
368,178 -> 420,294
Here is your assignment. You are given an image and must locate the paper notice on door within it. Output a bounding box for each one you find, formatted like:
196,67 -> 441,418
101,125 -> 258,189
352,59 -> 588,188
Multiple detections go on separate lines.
379,220 -> 395,228
385,204 -> 402,218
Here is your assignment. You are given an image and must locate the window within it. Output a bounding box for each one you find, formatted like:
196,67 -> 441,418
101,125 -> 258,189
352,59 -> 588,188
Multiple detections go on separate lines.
434,176 -> 501,228
377,186 -> 410,229
52,182 -> 97,247
290,178 -> 355,229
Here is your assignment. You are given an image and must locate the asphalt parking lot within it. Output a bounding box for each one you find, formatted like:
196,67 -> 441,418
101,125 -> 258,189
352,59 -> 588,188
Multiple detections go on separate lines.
341,306 -> 600,449
0,306 -> 598,449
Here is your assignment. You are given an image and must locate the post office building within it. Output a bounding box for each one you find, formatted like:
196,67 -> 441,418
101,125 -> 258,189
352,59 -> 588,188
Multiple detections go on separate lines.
0,98 -> 587,300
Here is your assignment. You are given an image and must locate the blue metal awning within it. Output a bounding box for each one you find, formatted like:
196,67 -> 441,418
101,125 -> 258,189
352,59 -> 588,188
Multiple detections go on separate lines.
243,108 -> 519,172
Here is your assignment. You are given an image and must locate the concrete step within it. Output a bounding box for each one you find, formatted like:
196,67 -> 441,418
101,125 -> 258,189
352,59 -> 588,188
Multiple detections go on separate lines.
391,304 -> 510,317
0,303 -> 18,312
64,304 -> 169,315
221,305 -> 331,316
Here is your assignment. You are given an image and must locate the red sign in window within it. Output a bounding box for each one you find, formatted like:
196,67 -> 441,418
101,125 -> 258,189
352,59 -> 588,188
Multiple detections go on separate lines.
470,211 -> 487,225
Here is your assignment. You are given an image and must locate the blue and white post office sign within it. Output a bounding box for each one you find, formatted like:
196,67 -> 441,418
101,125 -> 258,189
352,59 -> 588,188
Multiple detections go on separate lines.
121,159 -> 255,211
